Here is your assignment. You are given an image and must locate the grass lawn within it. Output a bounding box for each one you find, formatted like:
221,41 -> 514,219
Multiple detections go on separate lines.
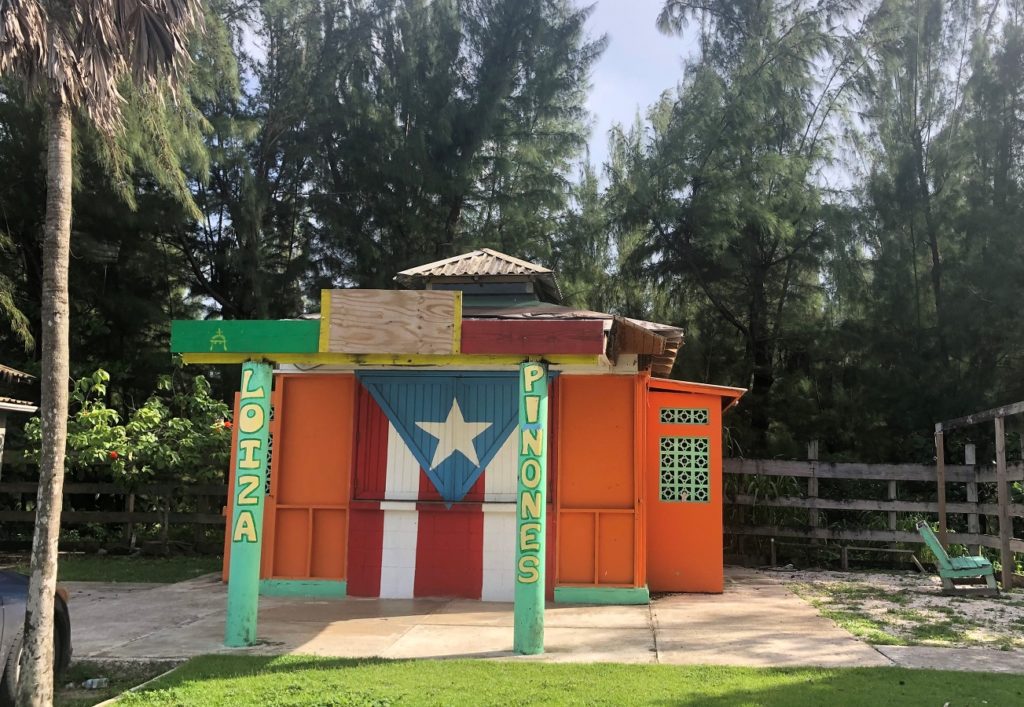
5,554 -> 222,583
118,655 -> 1024,706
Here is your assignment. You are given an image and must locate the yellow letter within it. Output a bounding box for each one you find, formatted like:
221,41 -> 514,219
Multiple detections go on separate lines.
520,490 -> 542,519
233,510 -> 258,543
239,402 -> 265,434
520,427 -> 543,456
517,555 -> 540,583
519,522 -> 541,552
238,439 -> 262,469
524,395 -> 541,424
523,364 -> 544,393
237,475 -> 261,505
520,458 -> 542,489
240,368 -> 266,399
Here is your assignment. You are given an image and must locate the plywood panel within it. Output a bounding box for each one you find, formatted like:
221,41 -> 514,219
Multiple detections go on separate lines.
414,507 -> 483,598
346,507 -> 384,596
323,290 -> 458,355
276,375 -> 354,506
598,514 -> 635,584
311,509 -> 347,579
558,512 -> 595,583
557,376 -> 635,509
270,374 -> 353,581
273,509 -> 309,577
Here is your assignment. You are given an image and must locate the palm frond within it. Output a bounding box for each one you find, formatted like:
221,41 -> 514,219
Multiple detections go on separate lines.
0,0 -> 202,134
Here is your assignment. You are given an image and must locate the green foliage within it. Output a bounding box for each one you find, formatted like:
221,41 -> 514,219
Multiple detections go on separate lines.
23,369 -> 231,486
11,555 -> 223,583
605,0 -> 864,452
3,0 -> 1024,468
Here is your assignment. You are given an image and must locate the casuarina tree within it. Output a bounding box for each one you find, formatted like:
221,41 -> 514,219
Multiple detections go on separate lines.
0,2 -> 201,703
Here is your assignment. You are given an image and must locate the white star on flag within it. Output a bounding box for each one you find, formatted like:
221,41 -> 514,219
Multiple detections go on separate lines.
415,399 -> 492,469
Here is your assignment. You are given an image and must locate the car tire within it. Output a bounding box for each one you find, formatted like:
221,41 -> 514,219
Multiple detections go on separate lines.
54,597 -> 71,678
0,631 -> 21,707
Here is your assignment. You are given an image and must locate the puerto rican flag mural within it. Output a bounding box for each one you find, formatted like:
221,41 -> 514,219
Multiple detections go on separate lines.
346,372 -> 555,600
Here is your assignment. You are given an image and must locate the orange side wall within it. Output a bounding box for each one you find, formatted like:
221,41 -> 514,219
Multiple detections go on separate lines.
645,390 -> 724,592
555,375 -> 645,588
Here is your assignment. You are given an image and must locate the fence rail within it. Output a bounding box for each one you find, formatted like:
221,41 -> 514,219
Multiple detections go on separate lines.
725,459 -> 1024,483
0,481 -> 228,542
724,458 -> 1024,568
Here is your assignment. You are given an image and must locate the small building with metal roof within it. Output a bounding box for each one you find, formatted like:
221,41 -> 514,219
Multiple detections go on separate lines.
0,364 -> 37,479
171,249 -> 744,651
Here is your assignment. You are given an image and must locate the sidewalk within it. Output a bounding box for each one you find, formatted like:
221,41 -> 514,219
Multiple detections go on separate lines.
65,567 -> 1020,672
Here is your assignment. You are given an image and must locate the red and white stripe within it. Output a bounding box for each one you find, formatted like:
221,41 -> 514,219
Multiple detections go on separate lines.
347,386 -> 519,600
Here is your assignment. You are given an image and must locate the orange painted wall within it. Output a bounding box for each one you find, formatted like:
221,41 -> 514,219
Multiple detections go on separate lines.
555,375 -> 643,588
645,389 -> 724,592
263,374 -> 355,579
221,394 -> 240,582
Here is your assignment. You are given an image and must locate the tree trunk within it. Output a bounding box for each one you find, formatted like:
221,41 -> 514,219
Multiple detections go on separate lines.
19,99 -> 73,707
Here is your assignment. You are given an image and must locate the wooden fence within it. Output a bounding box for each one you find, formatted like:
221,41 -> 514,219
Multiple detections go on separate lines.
724,459 -> 1024,565
0,481 -> 227,548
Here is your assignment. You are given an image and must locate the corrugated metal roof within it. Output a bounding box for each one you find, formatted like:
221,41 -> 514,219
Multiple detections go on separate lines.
0,396 -> 37,412
0,364 -> 34,384
396,248 -> 553,279
394,249 -> 562,303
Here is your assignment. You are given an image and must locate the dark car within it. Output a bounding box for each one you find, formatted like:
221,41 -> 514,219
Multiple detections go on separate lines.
0,571 -> 71,706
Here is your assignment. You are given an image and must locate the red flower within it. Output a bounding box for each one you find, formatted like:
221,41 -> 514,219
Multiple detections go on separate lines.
222,420 -> 233,429
108,451 -> 119,460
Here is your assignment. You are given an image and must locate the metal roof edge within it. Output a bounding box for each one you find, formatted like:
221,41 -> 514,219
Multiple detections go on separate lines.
647,377 -> 746,410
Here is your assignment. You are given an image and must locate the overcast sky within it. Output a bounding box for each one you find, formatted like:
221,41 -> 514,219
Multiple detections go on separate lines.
583,0 -> 697,169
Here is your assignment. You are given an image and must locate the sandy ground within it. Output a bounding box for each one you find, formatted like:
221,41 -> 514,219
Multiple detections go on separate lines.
781,567 -> 1024,649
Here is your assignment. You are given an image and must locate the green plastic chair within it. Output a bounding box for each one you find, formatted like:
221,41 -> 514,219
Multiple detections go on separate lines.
915,520 -> 998,596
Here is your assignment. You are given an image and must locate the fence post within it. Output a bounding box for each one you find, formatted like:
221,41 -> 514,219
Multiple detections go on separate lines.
935,428 -> 947,547
887,480 -> 898,553
964,444 -> 980,556
161,496 -> 170,554
194,494 -> 207,549
807,441 -> 819,530
994,416 -> 1014,589
123,492 -> 136,551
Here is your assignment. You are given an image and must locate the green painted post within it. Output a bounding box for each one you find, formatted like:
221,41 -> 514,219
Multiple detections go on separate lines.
224,360 -> 272,647
514,361 -> 548,654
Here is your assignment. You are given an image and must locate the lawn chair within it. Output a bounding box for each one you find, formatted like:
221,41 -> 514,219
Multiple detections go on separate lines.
915,520 -> 999,597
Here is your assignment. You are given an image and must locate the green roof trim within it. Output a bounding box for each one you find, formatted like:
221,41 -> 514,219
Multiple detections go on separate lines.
171,320 -> 320,355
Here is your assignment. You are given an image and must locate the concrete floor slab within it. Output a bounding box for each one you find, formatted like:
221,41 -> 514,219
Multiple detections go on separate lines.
544,604 -> 651,630
71,567 -> 1011,669
877,646 -> 1024,674
524,627 -> 656,664
651,577 -> 889,668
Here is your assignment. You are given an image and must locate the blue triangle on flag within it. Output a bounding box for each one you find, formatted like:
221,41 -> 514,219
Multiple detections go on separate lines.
357,373 -> 518,504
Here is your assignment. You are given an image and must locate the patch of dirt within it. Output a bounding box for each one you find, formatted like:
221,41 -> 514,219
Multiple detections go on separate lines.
782,568 -> 1024,650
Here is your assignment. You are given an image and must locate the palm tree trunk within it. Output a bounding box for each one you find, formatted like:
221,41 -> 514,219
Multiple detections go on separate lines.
19,99 -> 73,707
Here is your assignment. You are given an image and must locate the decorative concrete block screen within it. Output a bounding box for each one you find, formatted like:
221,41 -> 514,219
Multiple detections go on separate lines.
659,407 -> 709,425
659,436 -> 710,503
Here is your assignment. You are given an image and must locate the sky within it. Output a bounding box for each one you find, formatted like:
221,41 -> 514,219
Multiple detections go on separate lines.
583,0 -> 697,168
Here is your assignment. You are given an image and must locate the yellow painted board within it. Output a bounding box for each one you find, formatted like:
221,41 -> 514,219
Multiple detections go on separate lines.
323,289 -> 458,355
452,291 -> 463,354
181,352 -> 601,367
318,289 -> 332,353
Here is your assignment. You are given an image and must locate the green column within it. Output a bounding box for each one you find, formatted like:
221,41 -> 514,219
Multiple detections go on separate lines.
514,361 -> 548,654
224,360 -> 272,647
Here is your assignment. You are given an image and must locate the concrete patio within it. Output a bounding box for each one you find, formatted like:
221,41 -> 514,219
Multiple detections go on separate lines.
68,567 -> 894,667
